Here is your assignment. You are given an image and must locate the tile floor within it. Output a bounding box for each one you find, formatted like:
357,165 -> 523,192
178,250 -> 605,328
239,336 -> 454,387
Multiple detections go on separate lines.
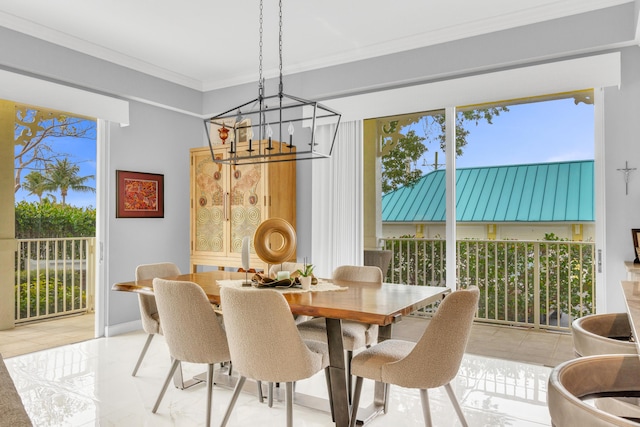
1,314 -> 573,426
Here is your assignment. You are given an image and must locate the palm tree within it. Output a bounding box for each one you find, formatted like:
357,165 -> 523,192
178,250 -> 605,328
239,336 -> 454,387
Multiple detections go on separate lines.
21,171 -> 49,203
45,158 -> 95,205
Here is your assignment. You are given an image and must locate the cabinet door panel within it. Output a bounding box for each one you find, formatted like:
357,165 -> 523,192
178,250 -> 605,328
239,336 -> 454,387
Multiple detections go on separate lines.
194,151 -> 227,255
229,163 -> 264,254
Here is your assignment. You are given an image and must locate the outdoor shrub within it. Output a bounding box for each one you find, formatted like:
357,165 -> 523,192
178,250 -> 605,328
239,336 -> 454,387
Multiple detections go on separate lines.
15,201 -> 95,238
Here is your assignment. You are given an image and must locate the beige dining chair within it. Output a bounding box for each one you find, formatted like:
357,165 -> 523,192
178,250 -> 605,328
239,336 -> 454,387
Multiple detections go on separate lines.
151,278 -> 231,427
296,265 -> 383,401
132,262 -> 181,376
219,287 -> 331,427
349,286 -> 479,427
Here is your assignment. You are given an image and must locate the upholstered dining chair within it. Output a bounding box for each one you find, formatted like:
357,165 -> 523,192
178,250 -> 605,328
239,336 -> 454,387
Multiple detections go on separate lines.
296,265 -> 384,401
349,286 -> 479,427
151,278 -> 231,427
132,262 -> 181,376
219,287 -> 331,427
570,313 -> 640,420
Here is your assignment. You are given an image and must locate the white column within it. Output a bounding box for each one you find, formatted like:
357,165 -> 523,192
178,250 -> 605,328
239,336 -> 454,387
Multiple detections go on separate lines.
445,107 -> 457,293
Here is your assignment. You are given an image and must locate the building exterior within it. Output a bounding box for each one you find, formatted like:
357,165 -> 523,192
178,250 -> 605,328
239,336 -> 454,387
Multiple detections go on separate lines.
383,161 -> 594,241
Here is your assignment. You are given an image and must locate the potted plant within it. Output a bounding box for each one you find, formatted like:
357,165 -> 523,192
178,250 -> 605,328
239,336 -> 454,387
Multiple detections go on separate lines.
297,263 -> 314,290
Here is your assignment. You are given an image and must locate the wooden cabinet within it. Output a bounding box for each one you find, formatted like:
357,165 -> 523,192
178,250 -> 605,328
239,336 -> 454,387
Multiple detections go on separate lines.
190,144 -> 296,272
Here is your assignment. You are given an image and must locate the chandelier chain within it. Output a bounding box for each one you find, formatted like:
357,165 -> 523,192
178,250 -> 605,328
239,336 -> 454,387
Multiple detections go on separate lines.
278,0 -> 283,95
258,0 -> 264,97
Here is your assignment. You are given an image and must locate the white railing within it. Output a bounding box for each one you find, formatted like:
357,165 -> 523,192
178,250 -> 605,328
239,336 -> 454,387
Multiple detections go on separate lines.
15,237 -> 96,323
381,237 -> 595,331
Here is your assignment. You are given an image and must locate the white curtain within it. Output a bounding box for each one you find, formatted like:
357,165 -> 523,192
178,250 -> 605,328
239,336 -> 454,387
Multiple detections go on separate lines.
311,120 -> 363,278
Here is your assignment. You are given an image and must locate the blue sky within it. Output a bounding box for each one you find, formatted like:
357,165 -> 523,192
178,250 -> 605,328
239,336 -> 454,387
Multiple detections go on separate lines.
13,97 -> 593,208
15,119 -> 97,208
417,97 -> 594,173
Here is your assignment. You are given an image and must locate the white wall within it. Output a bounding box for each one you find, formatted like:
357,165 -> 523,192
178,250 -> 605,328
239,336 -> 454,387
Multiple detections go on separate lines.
105,101 -> 201,329
604,47 -> 640,312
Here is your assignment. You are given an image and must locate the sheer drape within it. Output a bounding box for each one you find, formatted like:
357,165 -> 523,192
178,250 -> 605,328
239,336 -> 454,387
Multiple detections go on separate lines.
311,121 -> 363,278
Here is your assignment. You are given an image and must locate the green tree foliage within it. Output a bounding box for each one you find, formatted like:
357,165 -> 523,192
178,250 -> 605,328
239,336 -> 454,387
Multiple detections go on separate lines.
21,170 -> 49,202
44,158 -> 95,205
15,201 -> 96,238
381,130 -> 426,194
381,108 -> 508,193
14,107 -> 95,193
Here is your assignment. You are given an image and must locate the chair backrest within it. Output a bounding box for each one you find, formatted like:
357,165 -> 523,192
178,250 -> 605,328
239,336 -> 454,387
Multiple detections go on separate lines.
382,286 -> 479,389
268,262 -> 304,278
153,278 -> 230,364
135,262 -> 181,334
332,265 -> 383,283
548,354 -> 640,427
572,313 -> 637,357
220,287 -> 324,383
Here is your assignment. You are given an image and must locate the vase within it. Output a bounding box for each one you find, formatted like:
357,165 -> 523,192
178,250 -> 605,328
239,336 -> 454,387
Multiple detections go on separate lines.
300,276 -> 312,290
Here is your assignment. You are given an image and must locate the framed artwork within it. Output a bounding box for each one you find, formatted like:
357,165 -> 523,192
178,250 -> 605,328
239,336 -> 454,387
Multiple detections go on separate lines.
116,170 -> 164,218
633,229 -> 640,263
236,119 -> 252,143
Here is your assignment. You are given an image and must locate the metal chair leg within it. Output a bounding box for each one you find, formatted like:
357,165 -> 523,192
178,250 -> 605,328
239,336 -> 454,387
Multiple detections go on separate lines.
221,376 -> 246,427
257,380 -> 264,403
132,333 -> 154,376
349,376 -> 363,427
444,383 -> 468,427
286,382 -> 293,427
152,359 -> 180,413
206,364 -> 214,427
420,389 -> 433,427
268,382 -> 274,407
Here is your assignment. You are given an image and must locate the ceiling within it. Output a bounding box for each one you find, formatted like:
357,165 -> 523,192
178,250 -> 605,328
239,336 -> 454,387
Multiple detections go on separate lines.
0,0 -> 632,91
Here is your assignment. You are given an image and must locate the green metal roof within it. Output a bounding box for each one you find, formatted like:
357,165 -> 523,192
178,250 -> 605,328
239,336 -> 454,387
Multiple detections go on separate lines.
382,160 -> 594,223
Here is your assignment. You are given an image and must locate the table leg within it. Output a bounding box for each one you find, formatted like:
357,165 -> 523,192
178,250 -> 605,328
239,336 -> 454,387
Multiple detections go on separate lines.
326,318 -> 350,427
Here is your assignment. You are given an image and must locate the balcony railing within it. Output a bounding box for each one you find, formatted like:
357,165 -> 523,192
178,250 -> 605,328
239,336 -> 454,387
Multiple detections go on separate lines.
15,237 -> 96,324
381,237 -> 595,331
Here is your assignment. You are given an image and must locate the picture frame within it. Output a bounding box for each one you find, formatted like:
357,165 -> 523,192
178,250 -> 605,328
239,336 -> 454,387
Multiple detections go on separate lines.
632,229 -> 640,263
116,170 -> 164,218
236,119 -> 251,143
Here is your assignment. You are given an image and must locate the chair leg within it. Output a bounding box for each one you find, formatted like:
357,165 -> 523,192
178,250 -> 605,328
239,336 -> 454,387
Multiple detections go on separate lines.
132,333 -> 154,376
152,359 -> 180,413
324,367 -> 335,422
268,382 -> 274,407
220,376 -> 246,427
350,376 -> 363,427
346,350 -> 353,404
444,383 -> 468,427
383,383 -> 390,413
420,389 -> 433,427
206,364 -> 214,427
257,380 -> 264,403
285,382 -> 293,427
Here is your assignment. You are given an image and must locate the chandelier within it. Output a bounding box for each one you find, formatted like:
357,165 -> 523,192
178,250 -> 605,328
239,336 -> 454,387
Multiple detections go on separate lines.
204,0 -> 341,165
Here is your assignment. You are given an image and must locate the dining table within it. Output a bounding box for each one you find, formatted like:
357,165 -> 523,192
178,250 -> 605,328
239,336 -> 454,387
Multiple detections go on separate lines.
112,270 -> 451,427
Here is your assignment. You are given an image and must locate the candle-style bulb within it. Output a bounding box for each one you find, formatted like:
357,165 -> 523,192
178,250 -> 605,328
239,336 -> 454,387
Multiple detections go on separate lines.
287,122 -> 294,147
267,124 -> 273,150
247,127 -> 254,152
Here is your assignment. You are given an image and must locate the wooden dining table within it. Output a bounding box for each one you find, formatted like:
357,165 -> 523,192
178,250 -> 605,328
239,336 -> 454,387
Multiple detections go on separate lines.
113,270 -> 450,427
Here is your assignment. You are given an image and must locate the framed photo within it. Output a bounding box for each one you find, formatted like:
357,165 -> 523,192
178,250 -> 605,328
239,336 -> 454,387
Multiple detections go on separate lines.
632,229 -> 640,263
116,170 -> 164,218
236,119 -> 251,143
